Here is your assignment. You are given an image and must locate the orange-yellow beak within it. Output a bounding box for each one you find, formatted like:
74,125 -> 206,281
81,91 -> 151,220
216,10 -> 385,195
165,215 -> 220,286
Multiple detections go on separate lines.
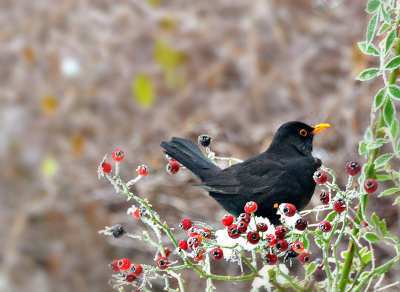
311,123 -> 330,134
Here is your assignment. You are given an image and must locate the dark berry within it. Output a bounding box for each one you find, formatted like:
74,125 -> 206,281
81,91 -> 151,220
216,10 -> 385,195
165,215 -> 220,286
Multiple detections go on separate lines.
125,272 -> 136,283
202,228 -> 211,238
117,258 -> 131,271
179,218 -> 192,230
109,260 -> 119,272
166,160 -> 180,174
275,225 -> 288,239
292,241 -> 305,254
284,246 -> 299,262
314,157 -> 322,168
313,170 -> 327,184
130,264 -> 143,276
227,224 -> 240,239
282,204 -> 296,217
295,218 -> 308,231
333,198 -> 346,213
237,220 -> 248,234
247,231 -> 260,244
345,161 -> 361,176
364,178 -> 378,194
211,247 -> 223,260
244,201 -> 258,213
137,165 -> 149,176
178,240 -> 188,250
112,149 -> 124,162
156,257 -> 169,270
139,206 -> 147,217
222,214 -> 234,226
298,252 -> 311,264
111,224 -> 125,238
319,221 -> 332,232
265,253 -> 277,265
102,162 -> 112,174
198,134 -> 212,147
238,213 -> 251,223
320,191 -> 330,205
256,222 -> 268,232
158,247 -> 171,257
275,239 -> 289,252
266,234 -> 277,246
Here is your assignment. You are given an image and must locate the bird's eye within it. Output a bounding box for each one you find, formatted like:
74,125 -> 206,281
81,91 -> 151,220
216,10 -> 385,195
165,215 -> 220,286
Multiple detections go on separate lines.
299,129 -> 307,137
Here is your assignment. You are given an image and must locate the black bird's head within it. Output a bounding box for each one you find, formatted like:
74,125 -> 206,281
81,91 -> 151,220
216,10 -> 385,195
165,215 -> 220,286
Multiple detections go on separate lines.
269,121 -> 330,155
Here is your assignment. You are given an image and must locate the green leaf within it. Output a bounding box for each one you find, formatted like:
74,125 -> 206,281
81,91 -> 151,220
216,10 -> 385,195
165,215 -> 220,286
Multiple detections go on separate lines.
383,99 -> 396,126
371,213 -> 380,226
378,23 -> 392,35
379,187 -> 400,196
380,4 -> 391,24
394,196 -> 400,204
386,56 -> 400,70
374,153 -> 394,167
366,0 -> 380,13
366,138 -> 390,150
387,85 -> 400,99
359,141 -> 368,155
364,126 -> 373,140
362,250 -> 372,264
306,262 -> 317,276
364,232 -> 380,243
358,42 -> 380,56
324,211 -> 337,222
391,118 -> 399,138
397,139 -> 400,152
302,234 -> 309,250
341,251 -> 349,259
376,174 -> 392,181
356,68 -> 380,81
374,88 -> 386,111
132,74 -> 155,109
366,14 -> 378,44
385,29 -> 396,53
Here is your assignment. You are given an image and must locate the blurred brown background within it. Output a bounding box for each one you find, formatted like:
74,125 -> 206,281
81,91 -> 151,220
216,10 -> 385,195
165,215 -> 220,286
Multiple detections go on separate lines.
1,0 -> 399,291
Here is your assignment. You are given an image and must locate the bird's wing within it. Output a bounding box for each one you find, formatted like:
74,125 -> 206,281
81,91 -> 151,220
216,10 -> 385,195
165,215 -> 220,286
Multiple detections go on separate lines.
199,153 -> 284,195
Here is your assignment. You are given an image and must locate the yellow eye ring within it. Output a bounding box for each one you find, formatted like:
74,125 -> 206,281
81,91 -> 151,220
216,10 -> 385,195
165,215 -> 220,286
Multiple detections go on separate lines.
299,129 -> 307,137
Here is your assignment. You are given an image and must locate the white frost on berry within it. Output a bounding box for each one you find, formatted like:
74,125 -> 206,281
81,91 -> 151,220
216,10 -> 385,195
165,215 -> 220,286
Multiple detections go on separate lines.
127,205 -> 137,215
97,154 -> 108,179
251,264 -> 289,292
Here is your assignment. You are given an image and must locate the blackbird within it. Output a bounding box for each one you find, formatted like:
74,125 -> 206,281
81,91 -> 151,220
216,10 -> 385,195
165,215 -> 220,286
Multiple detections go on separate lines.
160,121 -> 330,225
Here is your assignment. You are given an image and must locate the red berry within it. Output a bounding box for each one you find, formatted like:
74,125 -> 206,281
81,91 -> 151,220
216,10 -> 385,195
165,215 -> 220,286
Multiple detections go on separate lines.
201,228 -> 211,238
109,260 -> 119,272
192,235 -> 202,247
275,225 -> 288,239
275,239 -> 289,252
211,247 -> 223,260
222,214 -> 234,226
238,213 -> 251,223
282,204 -> 296,217
362,221 -> 369,227
188,226 -> 200,237
237,220 -> 248,234
102,162 -> 112,174
292,241 -> 305,254
333,198 -> 346,213
178,240 -> 188,250
266,234 -> 277,246
166,160 -> 180,174
158,247 -> 171,258
247,231 -> 261,244
125,272 -> 136,282
133,208 -> 141,219
295,218 -> 308,231
265,253 -> 278,265
364,178 -> 378,194
117,258 -> 131,271
131,264 -> 143,276
298,252 -> 311,264
227,224 -> 240,239
244,201 -> 258,213
156,257 -> 169,270
194,251 -> 203,261
112,149 -> 124,162
179,218 -> 192,230
256,222 -> 268,232
313,170 -> 327,184
137,165 -> 149,176
187,238 -> 195,250
319,221 -> 332,232
345,161 -> 361,176
320,191 -> 330,205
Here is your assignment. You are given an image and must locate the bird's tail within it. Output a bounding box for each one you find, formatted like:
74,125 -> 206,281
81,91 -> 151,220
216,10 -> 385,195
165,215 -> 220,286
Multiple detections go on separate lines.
160,137 -> 221,181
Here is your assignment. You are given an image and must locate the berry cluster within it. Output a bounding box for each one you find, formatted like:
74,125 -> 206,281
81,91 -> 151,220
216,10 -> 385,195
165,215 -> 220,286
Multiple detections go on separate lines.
109,258 -> 143,284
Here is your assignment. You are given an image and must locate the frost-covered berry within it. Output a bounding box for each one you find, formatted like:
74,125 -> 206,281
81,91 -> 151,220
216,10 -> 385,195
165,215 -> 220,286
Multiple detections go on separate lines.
314,157 -> 322,168
364,178 -> 378,194
275,239 -> 289,252
166,160 -> 180,174
298,252 -> 311,264
187,238 -> 194,249
102,162 -> 112,174
256,222 -> 268,232
109,260 -> 119,272
156,257 -> 169,270
178,240 -> 188,250
179,218 -> 192,230
158,247 -> 171,258
125,272 -> 136,283
111,224 -> 125,238
319,221 -> 332,232
137,165 -> 149,176
247,231 -> 260,244
188,226 -> 200,237
117,258 -> 131,271
194,251 -> 203,261
345,161 -> 361,176
275,225 -> 288,239
202,228 -> 211,239
362,221 -> 369,228
238,213 -> 251,223
295,218 -> 308,231
131,264 -> 143,276
198,134 -> 212,147
266,234 -> 277,246
192,235 -> 202,247
244,201 -> 258,213
227,224 -> 240,239
112,149 -> 124,162
222,214 -> 234,226
211,248 -> 223,260
292,241 -> 305,254
265,253 -> 278,265
333,198 -> 346,213
282,204 -> 296,217
320,191 -> 330,205
133,208 -> 141,219
237,221 -> 248,234
313,170 -> 327,184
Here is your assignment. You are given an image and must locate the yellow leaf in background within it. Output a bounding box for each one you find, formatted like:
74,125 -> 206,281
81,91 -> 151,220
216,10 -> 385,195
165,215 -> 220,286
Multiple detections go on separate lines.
41,156 -> 58,179
159,17 -> 176,31
154,39 -> 186,70
71,133 -> 85,158
147,0 -> 160,8
132,74 -> 155,109
23,47 -> 35,65
41,94 -> 58,115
